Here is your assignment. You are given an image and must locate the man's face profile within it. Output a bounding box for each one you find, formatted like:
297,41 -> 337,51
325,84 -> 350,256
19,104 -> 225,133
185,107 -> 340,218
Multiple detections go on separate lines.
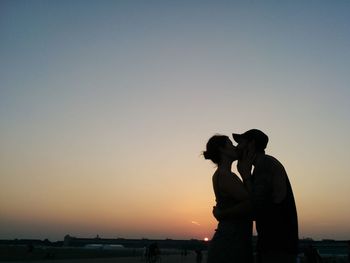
236,138 -> 248,159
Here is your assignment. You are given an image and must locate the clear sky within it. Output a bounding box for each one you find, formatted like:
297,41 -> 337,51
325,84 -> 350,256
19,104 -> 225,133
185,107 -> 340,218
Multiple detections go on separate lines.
1,0 -> 350,241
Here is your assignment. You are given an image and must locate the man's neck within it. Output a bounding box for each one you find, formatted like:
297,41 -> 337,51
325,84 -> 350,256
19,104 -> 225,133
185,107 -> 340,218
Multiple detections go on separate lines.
253,152 -> 264,166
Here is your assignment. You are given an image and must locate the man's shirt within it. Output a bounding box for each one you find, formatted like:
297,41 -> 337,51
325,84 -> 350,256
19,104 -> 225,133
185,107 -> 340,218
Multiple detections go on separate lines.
252,154 -> 299,254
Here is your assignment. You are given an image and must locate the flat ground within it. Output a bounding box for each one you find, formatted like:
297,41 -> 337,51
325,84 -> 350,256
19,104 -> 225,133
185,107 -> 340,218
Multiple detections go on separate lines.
0,254 -> 201,263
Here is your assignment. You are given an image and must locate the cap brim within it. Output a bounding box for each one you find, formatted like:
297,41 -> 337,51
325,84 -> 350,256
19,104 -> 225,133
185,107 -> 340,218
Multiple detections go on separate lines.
232,133 -> 242,143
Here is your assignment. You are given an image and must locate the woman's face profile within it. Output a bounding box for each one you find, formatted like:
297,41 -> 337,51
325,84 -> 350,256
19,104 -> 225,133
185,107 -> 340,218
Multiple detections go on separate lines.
221,139 -> 238,160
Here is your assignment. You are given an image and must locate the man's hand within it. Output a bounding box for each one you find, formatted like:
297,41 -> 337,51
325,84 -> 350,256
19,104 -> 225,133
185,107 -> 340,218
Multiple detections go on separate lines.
237,148 -> 255,180
212,206 -> 223,221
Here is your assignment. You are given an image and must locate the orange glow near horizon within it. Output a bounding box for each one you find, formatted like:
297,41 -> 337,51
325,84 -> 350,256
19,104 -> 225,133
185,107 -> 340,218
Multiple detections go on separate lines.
1,0 -> 350,242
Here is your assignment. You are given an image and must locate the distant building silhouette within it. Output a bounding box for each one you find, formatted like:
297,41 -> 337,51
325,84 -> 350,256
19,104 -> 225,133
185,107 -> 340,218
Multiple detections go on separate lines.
63,234 -> 207,250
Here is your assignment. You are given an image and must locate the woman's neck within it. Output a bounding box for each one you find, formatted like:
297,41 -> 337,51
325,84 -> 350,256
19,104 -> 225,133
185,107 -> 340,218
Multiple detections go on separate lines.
218,158 -> 232,172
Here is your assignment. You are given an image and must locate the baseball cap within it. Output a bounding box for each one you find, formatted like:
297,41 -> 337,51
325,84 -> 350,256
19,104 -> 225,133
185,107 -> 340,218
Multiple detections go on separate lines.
232,129 -> 269,151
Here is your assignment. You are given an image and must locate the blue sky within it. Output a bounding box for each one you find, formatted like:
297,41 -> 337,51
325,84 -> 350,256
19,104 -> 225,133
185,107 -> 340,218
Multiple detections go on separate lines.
1,0 -> 350,241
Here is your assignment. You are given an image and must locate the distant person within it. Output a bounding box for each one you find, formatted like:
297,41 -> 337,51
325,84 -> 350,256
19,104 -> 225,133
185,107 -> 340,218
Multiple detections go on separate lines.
181,247 -> 188,257
26,243 -> 34,253
204,135 -> 254,263
147,242 -> 160,263
304,244 -> 322,263
214,129 -> 299,263
195,248 -> 203,263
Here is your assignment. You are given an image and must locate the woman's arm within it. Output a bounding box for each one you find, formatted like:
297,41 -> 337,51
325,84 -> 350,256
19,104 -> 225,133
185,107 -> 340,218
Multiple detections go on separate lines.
213,171 -> 252,220
213,149 -> 255,221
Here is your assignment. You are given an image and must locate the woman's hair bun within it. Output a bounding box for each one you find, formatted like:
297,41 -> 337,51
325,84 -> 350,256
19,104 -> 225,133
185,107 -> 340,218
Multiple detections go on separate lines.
203,151 -> 211,160
203,134 -> 229,164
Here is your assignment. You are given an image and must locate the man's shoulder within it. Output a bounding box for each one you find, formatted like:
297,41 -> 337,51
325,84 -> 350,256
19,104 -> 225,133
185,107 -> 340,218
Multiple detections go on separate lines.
264,155 -> 288,176
264,154 -> 284,166
256,154 -> 286,172
264,154 -> 278,162
256,154 -> 275,167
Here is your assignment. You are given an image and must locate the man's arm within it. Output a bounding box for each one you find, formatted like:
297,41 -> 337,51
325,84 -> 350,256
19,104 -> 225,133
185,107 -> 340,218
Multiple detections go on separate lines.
271,161 -> 287,203
213,199 -> 252,221
237,148 -> 255,195
251,168 -> 271,215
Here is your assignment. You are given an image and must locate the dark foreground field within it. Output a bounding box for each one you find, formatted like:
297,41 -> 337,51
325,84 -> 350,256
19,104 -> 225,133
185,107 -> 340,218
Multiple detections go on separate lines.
0,254 -> 349,263
0,245 -> 348,263
0,254 -> 197,263
0,246 -> 197,262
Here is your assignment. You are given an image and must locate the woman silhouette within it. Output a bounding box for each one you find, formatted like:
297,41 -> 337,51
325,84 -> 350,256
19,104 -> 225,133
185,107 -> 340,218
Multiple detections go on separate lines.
204,135 -> 253,263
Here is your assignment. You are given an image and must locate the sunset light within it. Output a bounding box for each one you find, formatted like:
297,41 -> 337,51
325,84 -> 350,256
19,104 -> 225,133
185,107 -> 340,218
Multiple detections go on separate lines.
1,0 -> 350,243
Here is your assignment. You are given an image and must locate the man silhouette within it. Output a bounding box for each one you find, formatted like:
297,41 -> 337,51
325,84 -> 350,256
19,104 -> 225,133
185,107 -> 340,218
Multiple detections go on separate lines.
214,129 -> 298,263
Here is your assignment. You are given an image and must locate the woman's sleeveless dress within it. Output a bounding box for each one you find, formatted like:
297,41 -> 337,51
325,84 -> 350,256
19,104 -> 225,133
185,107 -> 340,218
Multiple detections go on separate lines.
207,173 -> 253,263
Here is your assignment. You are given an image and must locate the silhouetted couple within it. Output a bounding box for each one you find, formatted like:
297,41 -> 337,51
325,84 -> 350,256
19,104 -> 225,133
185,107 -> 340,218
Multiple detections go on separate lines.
204,129 -> 298,263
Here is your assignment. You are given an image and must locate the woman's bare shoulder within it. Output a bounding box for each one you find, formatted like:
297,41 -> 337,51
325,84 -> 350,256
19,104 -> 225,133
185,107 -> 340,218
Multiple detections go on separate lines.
223,174 -> 243,188
219,172 -> 248,199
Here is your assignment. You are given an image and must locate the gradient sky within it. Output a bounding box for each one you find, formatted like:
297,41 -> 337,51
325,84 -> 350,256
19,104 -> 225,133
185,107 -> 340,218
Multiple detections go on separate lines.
1,0 -> 350,241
